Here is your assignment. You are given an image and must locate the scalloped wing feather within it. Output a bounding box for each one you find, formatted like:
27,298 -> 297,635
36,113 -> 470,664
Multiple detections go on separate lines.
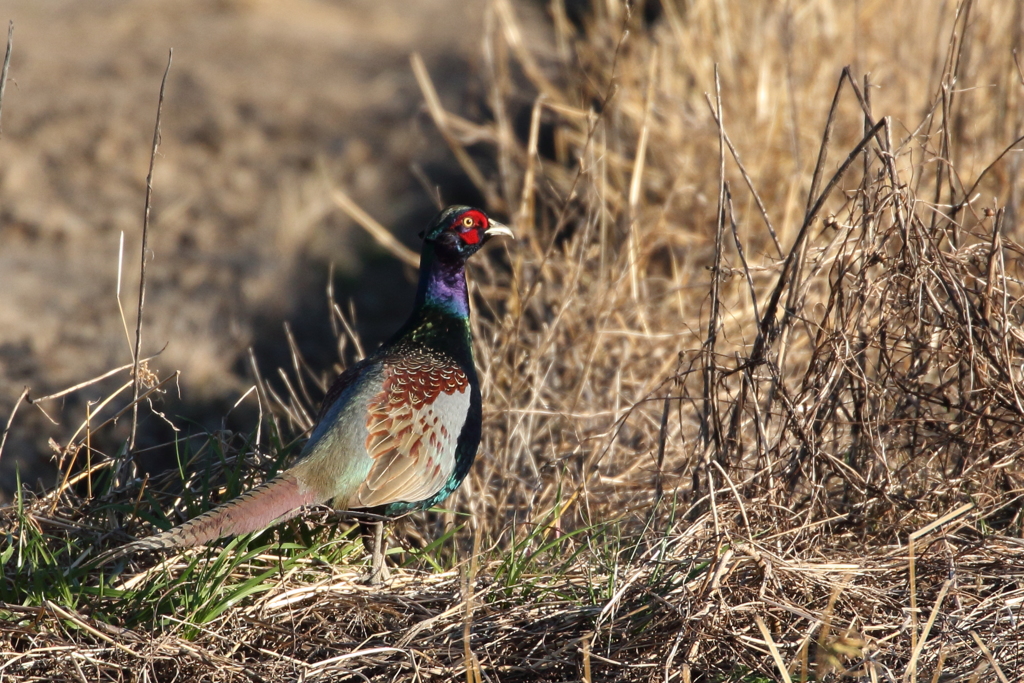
348,353 -> 470,508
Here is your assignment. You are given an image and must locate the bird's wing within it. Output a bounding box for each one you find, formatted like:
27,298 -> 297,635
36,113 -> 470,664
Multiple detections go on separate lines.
313,357 -> 375,426
348,349 -> 471,508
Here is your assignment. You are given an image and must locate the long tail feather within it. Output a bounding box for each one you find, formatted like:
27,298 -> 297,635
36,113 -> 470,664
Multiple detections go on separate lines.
95,473 -> 320,564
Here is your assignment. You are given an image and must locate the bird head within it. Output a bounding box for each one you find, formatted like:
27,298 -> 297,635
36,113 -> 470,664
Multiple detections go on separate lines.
420,206 -> 513,262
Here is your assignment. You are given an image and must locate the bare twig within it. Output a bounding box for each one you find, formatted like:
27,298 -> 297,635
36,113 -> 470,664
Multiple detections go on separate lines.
701,64 -> 726,456
410,51 -> 503,212
322,175 -> 419,268
0,386 -> 28,466
0,21 -> 12,139
127,49 -> 173,467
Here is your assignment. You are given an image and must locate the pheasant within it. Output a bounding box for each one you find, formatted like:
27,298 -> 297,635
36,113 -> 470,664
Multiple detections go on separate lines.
100,206 -> 512,583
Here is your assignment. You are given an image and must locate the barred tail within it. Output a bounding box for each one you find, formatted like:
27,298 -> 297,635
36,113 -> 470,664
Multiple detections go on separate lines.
95,473 -> 321,564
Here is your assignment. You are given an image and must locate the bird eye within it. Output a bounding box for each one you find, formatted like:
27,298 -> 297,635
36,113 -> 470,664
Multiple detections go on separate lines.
462,216 -> 474,228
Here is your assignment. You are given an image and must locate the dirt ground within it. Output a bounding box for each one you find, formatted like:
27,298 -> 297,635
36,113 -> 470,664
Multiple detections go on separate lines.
0,0 -> 530,496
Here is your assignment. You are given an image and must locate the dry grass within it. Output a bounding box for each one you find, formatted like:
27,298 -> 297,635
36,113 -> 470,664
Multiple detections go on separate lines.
3,0 -> 1024,681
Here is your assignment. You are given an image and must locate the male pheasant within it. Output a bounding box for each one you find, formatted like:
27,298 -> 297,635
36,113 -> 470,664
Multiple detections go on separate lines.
101,206 -> 511,582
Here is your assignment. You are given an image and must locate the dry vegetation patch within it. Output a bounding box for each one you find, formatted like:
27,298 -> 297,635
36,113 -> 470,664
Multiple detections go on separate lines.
2,1 -> 1024,681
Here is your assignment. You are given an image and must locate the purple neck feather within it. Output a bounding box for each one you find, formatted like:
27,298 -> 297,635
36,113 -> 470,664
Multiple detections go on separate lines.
417,247 -> 470,318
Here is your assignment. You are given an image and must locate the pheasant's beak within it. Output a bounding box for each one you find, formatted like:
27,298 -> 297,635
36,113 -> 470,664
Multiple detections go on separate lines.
484,220 -> 514,240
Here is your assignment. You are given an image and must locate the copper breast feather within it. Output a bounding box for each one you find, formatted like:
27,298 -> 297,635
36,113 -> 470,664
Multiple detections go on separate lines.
348,350 -> 471,508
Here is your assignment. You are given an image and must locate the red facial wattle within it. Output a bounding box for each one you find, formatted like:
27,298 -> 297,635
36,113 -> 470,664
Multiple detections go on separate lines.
456,209 -> 487,245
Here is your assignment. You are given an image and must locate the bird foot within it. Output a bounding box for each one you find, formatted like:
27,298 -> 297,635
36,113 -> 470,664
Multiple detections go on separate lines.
362,561 -> 392,586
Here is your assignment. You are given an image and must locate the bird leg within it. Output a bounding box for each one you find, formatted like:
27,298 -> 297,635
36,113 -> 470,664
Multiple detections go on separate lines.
365,519 -> 391,585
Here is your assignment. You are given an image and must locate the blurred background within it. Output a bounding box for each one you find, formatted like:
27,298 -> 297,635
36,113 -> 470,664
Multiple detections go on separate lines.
0,0 -> 550,495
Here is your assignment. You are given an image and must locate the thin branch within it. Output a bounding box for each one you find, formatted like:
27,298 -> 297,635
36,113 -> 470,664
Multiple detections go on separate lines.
127,49 -> 172,464
0,21 -> 12,139
0,387 -> 29,466
321,172 -> 419,268
701,64 -> 726,456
